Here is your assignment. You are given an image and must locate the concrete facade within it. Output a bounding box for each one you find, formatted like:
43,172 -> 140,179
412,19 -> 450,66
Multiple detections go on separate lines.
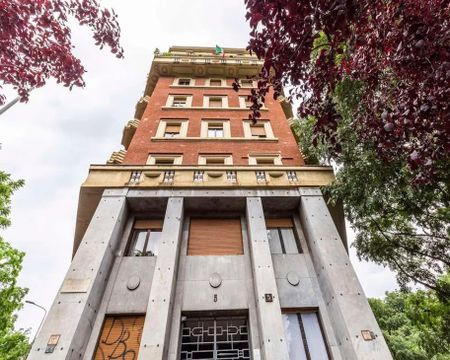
28,47 -> 391,360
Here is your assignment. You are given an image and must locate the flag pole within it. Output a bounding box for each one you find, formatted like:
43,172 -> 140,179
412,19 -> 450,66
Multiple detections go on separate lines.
0,96 -> 20,117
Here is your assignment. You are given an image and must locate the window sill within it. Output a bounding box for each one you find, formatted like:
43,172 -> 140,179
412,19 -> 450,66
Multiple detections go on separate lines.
151,136 -> 278,142
162,106 -> 268,111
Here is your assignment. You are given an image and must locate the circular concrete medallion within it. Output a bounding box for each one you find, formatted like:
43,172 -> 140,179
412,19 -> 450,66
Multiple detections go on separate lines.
209,272 -> 222,288
127,276 -> 140,291
287,271 -> 300,286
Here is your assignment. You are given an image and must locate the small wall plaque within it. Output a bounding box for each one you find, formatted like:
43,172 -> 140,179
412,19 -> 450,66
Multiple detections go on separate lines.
61,278 -> 91,293
264,293 -> 273,302
45,334 -> 60,353
361,330 -> 375,341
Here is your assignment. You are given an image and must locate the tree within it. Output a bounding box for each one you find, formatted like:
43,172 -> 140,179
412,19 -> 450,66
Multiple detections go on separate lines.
241,0 -> 450,297
0,172 -> 29,359
0,0 -> 123,105
369,277 -> 450,360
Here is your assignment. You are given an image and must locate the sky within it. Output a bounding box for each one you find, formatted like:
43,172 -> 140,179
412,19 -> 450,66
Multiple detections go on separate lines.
0,0 -> 397,339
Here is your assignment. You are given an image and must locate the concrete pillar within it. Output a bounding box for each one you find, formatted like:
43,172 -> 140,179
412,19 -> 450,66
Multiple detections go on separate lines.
28,189 -> 128,360
299,189 -> 392,360
246,197 -> 290,360
138,197 -> 184,359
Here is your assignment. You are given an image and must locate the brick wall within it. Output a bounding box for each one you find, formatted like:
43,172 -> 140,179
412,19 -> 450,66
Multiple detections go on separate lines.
123,76 -> 304,166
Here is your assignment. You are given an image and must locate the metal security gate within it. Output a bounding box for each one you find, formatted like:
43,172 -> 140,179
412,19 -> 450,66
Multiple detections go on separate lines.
180,315 -> 251,359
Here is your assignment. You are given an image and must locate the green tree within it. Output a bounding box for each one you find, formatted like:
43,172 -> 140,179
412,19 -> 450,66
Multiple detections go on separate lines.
0,171 -> 29,359
292,75 -> 450,298
369,279 -> 450,360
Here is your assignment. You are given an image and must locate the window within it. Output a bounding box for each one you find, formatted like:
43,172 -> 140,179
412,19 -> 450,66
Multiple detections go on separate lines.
209,79 -> 223,87
164,123 -> 181,137
204,95 -> 228,108
240,96 -> 253,108
94,315 -> 145,359
283,311 -> 329,360
207,123 -> 224,138
199,154 -> 233,165
250,124 -> 266,138
172,96 -> 188,107
209,97 -> 223,108
156,119 -> 188,138
249,154 -> 282,165
178,78 -> 192,86
147,154 -> 183,165
243,120 -> 274,138
127,219 -> 163,256
201,120 -> 230,138
266,218 -> 301,254
188,218 -> 243,255
180,315 -> 250,360
240,79 -> 254,88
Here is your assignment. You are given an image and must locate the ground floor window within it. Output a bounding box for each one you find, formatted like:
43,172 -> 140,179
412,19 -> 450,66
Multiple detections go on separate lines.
180,314 -> 251,359
94,315 -> 144,359
282,311 -> 329,360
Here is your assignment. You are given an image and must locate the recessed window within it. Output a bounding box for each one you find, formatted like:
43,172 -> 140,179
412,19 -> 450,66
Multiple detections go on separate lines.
266,218 -> 301,254
147,154 -> 183,165
155,158 -> 175,165
164,123 -> 181,137
243,120 -> 274,139
178,78 -> 191,86
283,311 -> 329,359
250,124 -> 266,138
199,154 -> 232,165
188,218 -> 243,255
207,123 -> 224,138
172,96 -> 188,107
240,79 -> 254,88
249,154 -> 281,165
257,158 -> 275,165
208,97 -> 223,108
209,79 -> 223,87
127,219 -> 163,256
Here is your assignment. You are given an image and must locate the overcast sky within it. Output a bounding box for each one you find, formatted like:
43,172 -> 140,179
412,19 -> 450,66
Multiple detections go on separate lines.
0,0 -> 397,339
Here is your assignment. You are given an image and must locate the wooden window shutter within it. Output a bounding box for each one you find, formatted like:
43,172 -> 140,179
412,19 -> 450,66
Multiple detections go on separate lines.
188,218 -> 243,255
165,124 -> 181,132
266,218 -> 293,228
134,219 -> 163,230
94,315 -> 145,359
251,125 -> 266,136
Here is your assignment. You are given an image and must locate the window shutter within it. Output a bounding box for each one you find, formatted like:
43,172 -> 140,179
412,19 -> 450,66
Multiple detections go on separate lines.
165,124 -> 181,132
266,218 -> 293,228
250,125 -> 266,136
209,98 -> 223,107
188,218 -> 243,255
94,315 -> 145,359
134,219 -> 163,230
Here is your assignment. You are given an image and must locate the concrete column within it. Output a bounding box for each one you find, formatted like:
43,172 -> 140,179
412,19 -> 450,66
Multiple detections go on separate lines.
138,197 -> 184,359
246,197 -> 290,360
299,189 -> 392,360
28,188 -> 128,360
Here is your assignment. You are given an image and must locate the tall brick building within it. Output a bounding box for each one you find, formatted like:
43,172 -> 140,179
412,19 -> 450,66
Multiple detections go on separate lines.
29,46 -> 391,360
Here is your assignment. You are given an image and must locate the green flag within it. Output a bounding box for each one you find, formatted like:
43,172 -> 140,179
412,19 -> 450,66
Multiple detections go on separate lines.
215,45 -> 224,55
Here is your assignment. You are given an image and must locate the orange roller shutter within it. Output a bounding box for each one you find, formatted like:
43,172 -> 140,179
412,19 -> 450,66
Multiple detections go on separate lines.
188,218 -> 243,255
94,315 -> 145,359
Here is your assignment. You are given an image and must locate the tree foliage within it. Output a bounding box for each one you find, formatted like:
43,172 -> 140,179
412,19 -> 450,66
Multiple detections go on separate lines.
0,0 -> 123,105
242,0 -> 449,184
242,0 -> 450,297
369,278 -> 450,360
0,172 -> 29,359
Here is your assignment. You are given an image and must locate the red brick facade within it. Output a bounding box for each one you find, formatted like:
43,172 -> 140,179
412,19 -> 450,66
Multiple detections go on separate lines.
123,76 -> 304,166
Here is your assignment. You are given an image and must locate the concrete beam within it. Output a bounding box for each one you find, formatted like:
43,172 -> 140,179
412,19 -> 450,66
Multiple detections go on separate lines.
246,197 -> 290,360
138,197 -> 184,359
299,194 -> 392,360
28,189 -> 128,360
